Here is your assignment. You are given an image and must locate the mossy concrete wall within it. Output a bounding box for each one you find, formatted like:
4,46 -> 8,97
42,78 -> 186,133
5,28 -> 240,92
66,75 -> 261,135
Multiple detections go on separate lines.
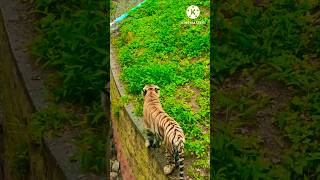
0,10 -> 65,180
110,46 -> 168,180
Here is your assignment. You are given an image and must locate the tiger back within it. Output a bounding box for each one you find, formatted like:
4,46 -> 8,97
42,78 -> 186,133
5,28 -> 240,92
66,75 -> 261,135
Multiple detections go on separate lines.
143,85 -> 185,180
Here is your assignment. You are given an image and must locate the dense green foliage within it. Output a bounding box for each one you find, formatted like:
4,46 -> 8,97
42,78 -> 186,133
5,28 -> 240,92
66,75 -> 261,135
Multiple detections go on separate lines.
72,103 -> 107,173
32,0 -> 108,104
29,106 -> 76,144
212,1 -> 320,179
113,0 -> 210,177
31,0 -> 108,174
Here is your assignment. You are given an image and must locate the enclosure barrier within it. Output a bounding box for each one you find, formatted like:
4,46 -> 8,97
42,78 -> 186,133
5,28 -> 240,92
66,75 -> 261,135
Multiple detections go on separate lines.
0,8 -> 104,180
110,45 -> 168,180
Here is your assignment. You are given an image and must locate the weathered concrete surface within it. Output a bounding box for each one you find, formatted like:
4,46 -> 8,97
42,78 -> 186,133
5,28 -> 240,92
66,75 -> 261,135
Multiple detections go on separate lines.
0,0 -> 47,110
0,8 -> 40,179
44,130 -> 106,180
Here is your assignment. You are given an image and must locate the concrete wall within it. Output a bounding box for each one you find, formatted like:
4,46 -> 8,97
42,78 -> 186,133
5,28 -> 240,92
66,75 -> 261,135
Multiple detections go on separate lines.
0,9 -> 97,180
110,46 -> 168,180
0,10 -> 50,180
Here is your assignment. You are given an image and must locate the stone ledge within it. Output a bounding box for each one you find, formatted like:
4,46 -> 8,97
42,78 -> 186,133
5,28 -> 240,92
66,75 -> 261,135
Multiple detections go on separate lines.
0,1 -> 106,179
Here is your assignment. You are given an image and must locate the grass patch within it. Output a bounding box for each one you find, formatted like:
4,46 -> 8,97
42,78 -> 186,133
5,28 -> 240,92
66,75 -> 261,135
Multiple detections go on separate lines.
113,0 -> 210,177
212,1 -> 320,179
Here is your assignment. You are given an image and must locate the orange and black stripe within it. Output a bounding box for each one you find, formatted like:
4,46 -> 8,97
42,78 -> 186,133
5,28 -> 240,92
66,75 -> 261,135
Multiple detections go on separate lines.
143,85 -> 185,179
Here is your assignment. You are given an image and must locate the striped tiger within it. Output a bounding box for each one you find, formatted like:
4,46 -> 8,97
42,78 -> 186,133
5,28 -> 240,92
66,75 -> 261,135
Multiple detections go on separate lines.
142,85 -> 185,179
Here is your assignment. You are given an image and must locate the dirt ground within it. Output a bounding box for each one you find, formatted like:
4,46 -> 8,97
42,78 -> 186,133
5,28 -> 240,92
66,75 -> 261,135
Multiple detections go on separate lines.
219,73 -> 292,163
111,0 -> 145,22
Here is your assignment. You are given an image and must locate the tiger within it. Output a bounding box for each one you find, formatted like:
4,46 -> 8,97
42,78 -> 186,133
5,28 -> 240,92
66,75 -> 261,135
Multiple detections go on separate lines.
142,84 -> 185,179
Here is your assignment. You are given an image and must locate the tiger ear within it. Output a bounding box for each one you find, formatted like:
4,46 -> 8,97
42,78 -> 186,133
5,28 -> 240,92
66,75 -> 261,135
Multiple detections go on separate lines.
142,86 -> 148,96
143,89 -> 147,96
155,86 -> 160,93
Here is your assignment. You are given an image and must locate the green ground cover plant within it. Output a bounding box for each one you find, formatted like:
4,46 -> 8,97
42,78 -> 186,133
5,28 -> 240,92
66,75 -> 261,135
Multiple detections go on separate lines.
212,1 -> 320,179
71,102 -> 107,173
28,106 -> 76,145
32,0 -> 108,104
30,0 -> 108,175
113,0 -> 210,178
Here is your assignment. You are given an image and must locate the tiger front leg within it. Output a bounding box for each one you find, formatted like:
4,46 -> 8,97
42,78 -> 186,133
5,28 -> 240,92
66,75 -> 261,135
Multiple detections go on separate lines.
163,148 -> 176,175
144,130 -> 152,148
145,130 -> 163,148
145,130 -> 157,148
152,134 -> 162,148
145,139 -> 151,148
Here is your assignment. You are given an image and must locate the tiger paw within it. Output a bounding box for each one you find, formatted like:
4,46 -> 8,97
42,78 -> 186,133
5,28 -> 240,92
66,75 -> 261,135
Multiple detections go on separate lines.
145,140 -> 150,148
163,164 -> 175,175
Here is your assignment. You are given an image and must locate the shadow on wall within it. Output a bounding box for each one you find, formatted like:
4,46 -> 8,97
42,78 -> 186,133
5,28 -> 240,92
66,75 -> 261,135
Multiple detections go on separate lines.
0,105 -> 4,180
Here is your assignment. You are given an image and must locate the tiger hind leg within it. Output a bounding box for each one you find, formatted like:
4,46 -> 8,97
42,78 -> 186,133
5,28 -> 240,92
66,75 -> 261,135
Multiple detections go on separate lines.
163,148 -> 176,175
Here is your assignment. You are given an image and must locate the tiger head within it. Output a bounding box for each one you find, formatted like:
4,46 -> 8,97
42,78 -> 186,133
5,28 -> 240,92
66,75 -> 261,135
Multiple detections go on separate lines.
143,84 -> 160,97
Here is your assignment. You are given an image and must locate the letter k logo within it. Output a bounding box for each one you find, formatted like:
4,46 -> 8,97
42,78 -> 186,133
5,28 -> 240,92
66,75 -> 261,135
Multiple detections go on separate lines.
186,5 -> 200,19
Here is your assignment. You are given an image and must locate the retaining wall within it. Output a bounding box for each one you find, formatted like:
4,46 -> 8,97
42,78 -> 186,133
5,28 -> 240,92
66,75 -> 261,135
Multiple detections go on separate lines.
0,6 -> 105,180
0,9 -> 51,180
110,45 -> 168,180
